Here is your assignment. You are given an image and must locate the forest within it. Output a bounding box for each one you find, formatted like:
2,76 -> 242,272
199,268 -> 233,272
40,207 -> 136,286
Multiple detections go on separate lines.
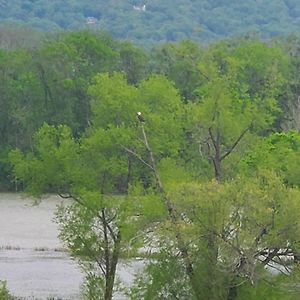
3,28 -> 300,299
1,0 -> 300,46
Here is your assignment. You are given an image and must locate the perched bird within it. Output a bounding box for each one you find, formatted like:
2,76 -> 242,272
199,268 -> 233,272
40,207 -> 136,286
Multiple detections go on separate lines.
137,111 -> 145,123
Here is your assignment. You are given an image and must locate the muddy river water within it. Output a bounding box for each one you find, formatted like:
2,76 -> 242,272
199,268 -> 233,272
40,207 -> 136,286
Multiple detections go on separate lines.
0,194 -> 141,299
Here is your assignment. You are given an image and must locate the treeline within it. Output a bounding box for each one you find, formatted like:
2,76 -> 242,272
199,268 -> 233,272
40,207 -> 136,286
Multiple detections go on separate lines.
2,30 -> 300,190
2,1 -> 300,46
0,30 -> 148,189
7,30 -> 300,299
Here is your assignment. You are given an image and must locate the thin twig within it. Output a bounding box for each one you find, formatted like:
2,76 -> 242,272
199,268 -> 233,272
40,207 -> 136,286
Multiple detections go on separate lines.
121,145 -> 155,171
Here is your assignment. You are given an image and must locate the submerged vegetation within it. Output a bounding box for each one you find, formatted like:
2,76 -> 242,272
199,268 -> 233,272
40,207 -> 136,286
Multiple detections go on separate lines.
4,28 -> 300,299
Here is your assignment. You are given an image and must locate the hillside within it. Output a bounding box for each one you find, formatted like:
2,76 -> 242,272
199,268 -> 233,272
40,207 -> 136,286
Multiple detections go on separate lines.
0,0 -> 300,46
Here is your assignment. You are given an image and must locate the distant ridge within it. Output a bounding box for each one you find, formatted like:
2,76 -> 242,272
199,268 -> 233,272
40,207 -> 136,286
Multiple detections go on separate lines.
1,0 -> 300,45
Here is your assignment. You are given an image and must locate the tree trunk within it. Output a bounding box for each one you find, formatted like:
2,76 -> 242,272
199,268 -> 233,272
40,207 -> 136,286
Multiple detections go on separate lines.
209,128 -> 222,182
213,156 -> 221,182
227,285 -> 238,300
104,231 -> 121,300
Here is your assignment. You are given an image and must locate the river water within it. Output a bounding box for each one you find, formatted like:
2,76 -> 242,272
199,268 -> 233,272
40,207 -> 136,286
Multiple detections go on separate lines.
0,193 -> 141,299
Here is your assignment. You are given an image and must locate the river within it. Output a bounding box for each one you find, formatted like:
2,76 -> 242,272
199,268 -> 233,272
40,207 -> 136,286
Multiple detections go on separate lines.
0,193 -> 141,299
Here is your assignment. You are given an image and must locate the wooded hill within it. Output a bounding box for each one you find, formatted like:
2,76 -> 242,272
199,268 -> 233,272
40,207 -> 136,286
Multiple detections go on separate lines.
1,0 -> 300,46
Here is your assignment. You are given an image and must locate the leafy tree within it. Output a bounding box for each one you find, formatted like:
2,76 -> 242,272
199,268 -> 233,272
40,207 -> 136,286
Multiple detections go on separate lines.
132,173 -> 300,299
9,71 -> 185,298
88,71 -> 185,187
7,32 -> 300,300
185,40 -> 287,181
239,131 -> 300,186
33,31 -> 119,133
0,24 -> 43,50
275,35 -> 300,131
118,41 -> 149,84
10,123 -> 134,300
150,40 -> 204,101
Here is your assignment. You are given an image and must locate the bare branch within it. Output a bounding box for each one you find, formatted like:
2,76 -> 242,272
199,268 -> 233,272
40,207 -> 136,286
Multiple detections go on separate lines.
137,123 -> 199,297
59,193 -> 105,223
121,145 -> 155,171
195,213 -> 244,256
265,261 -> 289,276
277,256 -> 292,274
107,212 -> 117,223
261,248 -> 279,266
97,210 -> 117,242
101,209 -> 110,275
59,193 -> 85,207
256,248 -> 294,258
221,126 -> 250,161
106,222 -> 117,243
58,193 -> 72,199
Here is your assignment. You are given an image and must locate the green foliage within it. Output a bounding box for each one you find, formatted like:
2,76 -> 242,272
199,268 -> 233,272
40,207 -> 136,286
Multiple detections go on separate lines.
130,250 -> 194,300
137,173 -> 300,299
8,31 -> 300,300
240,131 -> 300,186
180,39 -> 289,181
89,72 -> 139,128
236,275 -> 299,300
0,281 -> 15,300
2,1 -> 300,46
118,42 -> 149,84
81,273 -> 105,300
9,123 -> 78,196
150,40 -> 204,101
89,71 -> 184,159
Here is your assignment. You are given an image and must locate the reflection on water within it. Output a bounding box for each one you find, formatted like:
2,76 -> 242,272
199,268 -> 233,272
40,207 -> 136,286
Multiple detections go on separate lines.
0,194 -> 141,299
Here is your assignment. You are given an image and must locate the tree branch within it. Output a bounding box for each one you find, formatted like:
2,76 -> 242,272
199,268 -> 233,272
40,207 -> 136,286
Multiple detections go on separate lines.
59,193 -> 86,207
208,127 -> 217,152
96,209 -> 117,243
261,248 -> 279,266
137,123 -> 201,299
121,145 -> 155,171
253,225 -> 268,247
76,235 -> 106,276
101,208 -> 110,278
221,126 -> 250,161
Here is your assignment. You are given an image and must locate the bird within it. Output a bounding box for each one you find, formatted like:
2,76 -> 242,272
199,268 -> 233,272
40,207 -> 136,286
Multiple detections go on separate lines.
137,111 -> 145,123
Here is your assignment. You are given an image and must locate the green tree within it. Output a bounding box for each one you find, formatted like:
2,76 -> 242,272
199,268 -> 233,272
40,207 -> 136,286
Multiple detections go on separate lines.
239,131 -> 300,186
34,31 -> 119,133
131,173 -> 300,299
151,40 -> 204,101
10,123 -> 135,300
185,40 -> 286,181
10,72 -> 185,299
118,41 -> 149,85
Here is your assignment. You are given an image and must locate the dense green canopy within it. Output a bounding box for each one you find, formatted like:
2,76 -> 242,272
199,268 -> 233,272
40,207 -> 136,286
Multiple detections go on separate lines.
1,1 -> 300,46
5,29 -> 300,299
